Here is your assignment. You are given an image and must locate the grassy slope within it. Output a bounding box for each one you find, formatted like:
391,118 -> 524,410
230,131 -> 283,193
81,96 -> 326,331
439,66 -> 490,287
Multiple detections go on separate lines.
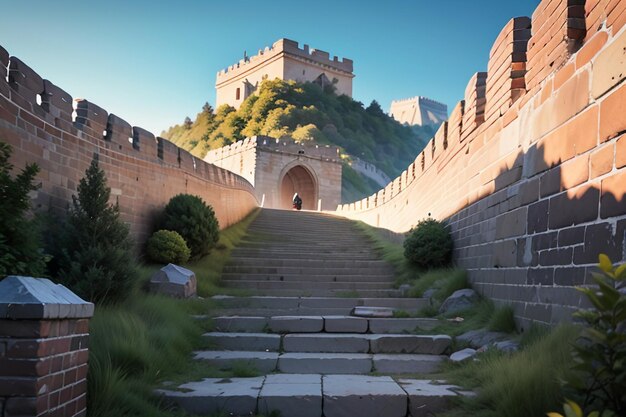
88,209 -> 259,417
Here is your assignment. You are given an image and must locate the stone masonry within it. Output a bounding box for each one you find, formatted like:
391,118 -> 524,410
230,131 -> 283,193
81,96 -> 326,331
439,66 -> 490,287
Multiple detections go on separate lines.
0,44 -> 258,245
338,0 -> 626,329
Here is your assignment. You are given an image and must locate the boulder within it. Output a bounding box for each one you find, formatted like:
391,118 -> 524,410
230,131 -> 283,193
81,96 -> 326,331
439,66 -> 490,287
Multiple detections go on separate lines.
438,289 -> 479,314
457,329 -> 508,349
150,264 -> 196,298
449,348 -> 476,362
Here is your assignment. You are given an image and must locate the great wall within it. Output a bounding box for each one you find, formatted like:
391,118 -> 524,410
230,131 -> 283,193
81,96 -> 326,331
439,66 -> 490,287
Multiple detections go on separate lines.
1,0 -> 625,328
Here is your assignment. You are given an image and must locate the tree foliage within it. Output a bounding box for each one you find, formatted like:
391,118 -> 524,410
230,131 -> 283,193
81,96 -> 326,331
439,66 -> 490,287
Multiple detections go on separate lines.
56,157 -> 137,304
403,218 -> 453,269
159,194 -> 219,259
161,79 -> 435,180
146,230 -> 190,264
0,141 -> 47,277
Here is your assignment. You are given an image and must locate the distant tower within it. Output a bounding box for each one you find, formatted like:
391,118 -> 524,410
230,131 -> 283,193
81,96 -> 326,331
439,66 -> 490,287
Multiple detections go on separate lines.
389,96 -> 448,126
215,38 -> 354,109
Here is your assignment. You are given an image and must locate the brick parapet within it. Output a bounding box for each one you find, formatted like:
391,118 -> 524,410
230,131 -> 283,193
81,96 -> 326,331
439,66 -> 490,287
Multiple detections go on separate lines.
0,45 -> 259,245
0,277 -> 94,417
336,0 -> 626,328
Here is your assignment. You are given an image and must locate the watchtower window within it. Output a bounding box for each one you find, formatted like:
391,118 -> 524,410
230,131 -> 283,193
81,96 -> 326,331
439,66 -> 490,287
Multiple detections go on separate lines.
236,88 -> 241,100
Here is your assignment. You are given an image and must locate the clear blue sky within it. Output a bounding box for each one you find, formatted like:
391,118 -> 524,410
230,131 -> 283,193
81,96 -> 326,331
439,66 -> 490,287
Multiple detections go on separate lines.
0,0 -> 539,135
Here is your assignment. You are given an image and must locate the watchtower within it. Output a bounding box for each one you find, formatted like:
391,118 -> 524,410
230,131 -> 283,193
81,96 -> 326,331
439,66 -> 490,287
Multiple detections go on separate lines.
215,39 -> 354,109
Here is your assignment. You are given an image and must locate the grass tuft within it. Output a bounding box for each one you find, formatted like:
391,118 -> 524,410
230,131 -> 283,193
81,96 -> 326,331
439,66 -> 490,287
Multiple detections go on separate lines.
441,324 -> 579,417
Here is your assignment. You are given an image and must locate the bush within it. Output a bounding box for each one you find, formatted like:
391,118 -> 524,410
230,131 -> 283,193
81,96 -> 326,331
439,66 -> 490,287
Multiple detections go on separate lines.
403,218 -> 453,268
160,194 -> 219,259
146,230 -> 190,264
566,254 -> 625,416
56,157 -> 137,304
0,141 -> 47,277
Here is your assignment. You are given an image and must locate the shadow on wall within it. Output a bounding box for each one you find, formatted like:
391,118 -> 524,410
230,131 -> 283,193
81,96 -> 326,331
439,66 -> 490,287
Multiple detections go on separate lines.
452,136 -> 626,327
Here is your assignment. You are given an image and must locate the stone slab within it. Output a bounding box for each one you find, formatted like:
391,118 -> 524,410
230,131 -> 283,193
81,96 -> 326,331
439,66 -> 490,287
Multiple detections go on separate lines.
259,374 -> 322,417
361,298 -> 429,310
368,318 -> 440,333
283,334 -> 369,353
0,276 -> 94,319
450,348 -> 477,362
368,335 -> 451,354
212,295 -> 301,309
158,377 -> 265,416
352,306 -> 393,318
299,298 -> 360,309
212,316 -> 268,332
269,316 -> 324,333
278,353 -> 372,374
194,351 -> 278,373
373,354 -> 444,374
398,379 -> 459,416
324,315 -> 369,333
323,375 -> 407,417
203,332 -> 281,352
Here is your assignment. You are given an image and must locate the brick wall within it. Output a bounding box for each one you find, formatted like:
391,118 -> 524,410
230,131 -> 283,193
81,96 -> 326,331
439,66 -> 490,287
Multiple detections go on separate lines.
337,0 -> 626,329
0,44 -> 259,245
0,277 -> 94,417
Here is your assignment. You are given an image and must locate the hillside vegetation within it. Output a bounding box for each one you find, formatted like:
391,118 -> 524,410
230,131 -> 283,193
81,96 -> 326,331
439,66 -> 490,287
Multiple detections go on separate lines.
162,79 -> 437,201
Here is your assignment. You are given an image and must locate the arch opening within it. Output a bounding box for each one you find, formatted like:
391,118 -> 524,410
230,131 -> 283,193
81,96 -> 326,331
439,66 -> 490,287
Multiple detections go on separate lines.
280,165 -> 317,210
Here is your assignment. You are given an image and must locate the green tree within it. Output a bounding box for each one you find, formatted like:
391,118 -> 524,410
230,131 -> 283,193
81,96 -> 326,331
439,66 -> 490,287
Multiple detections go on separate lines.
0,141 -> 47,277
183,116 -> 193,129
159,194 -> 219,259
57,157 -> 137,304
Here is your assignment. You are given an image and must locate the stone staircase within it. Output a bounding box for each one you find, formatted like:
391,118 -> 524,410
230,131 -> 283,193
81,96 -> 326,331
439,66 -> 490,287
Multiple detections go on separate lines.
160,209 -> 466,417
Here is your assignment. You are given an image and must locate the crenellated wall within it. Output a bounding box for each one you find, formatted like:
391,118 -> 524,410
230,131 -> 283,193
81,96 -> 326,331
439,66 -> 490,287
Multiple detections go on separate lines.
389,96 -> 449,127
337,0 -> 626,329
0,45 -> 259,246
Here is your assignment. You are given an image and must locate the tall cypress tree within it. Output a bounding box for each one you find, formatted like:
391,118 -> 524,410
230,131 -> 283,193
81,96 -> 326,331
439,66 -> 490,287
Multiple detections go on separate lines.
58,156 -> 137,304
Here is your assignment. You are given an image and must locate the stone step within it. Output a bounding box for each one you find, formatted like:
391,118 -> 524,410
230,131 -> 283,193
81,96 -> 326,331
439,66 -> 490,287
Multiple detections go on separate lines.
203,332 -> 281,351
230,250 -> 380,259
211,315 -> 440,334
211,296 -> 430,312
194,351 -> 445,375
233,288 -> 402,298
225,258 -> 391,268
222,265 -> 394,275
222,280 -> 395,291
221,273 -> 394,283
282,334 -> 451,354
159,375 -> 464,417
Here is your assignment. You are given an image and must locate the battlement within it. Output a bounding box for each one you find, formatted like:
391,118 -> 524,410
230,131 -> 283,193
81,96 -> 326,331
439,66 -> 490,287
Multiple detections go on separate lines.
390,96 -> 447,108
205,135 -> 341,164
0,44 -> 258,244
216,38 -> 353,84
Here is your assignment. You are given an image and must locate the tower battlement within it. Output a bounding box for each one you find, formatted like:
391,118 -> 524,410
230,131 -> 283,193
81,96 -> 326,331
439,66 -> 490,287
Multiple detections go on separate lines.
215,38 -> 354,109
389,96 -> 448,127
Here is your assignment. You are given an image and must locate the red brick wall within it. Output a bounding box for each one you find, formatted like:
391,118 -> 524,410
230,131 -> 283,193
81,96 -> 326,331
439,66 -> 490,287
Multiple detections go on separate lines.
0,44 -> 258,245
0,319 -> 90,416
338,0 -> 626,329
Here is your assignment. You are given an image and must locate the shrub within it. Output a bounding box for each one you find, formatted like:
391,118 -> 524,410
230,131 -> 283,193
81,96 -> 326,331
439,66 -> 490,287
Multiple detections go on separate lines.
403,218 -> 453,268
146,230 -> 190,264
160,194 -> 219,259
566,254 -> 625,416
0,141 -> 47,277
57,157 -> 137,304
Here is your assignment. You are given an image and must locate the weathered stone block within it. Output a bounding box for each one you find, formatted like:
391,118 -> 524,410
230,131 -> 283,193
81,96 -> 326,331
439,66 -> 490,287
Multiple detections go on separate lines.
548,185 -> 600,229
283,334 -> 369,353
399,379 -> 460,416
439,289 -> 479,315
149,264 -> 197,298
259,374 -> 322,417
203,332 -> 280,352
278,353 -> 372,374
592,26 -> 626,98
368,335 -> 451,355
323,375 -> 406,417
323,316 -> 368,333
269,316 -> 323,333
373,354 -> 444,373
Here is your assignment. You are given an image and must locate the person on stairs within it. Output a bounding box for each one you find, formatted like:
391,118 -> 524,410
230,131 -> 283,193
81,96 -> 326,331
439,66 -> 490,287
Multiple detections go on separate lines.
292,192 -> 302,210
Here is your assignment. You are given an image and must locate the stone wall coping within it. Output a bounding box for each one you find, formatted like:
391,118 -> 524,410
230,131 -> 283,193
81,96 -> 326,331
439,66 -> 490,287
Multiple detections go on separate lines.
0,276 -> 94,319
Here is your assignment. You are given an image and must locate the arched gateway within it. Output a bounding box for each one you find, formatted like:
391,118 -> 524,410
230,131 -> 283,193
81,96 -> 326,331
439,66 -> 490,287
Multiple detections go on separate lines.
204,136 -> 341,211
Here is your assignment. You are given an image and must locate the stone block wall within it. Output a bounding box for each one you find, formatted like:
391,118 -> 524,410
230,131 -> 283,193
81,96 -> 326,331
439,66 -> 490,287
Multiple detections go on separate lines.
0,44 -> 259,245
337,0 -> 626,329
0,277 -> 94,417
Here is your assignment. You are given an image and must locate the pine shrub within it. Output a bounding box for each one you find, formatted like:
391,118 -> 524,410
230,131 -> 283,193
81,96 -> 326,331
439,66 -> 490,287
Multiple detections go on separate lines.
146,230 -> 190,264
160,194 -> 219,259
403,218 -> 453,269
0,141 -> 47,277
57,157 -> 137,304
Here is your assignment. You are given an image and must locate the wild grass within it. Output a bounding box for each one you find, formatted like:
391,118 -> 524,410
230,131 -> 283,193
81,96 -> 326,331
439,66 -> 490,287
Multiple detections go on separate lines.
440,325 -> 579,417
88,210 -> 260,417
